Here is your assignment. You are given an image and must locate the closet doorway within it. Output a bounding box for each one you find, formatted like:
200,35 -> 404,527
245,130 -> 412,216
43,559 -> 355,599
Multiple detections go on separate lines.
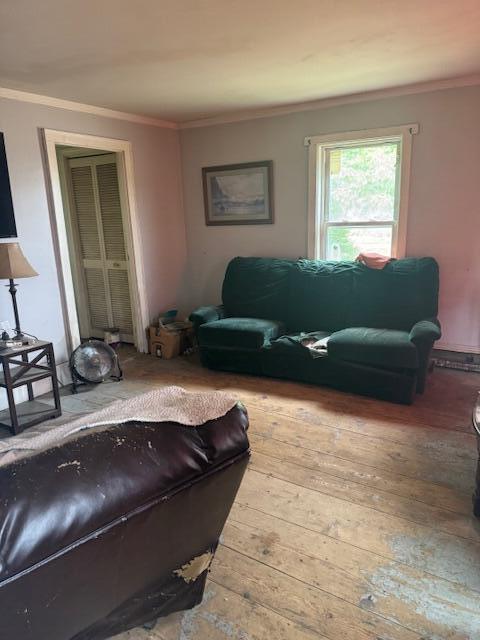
59,148 -> 134,343
43,130 -> 149,353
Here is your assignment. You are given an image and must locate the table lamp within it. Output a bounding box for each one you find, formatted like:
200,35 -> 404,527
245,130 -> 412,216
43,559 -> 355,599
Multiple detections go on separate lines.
0,242 -> 38,341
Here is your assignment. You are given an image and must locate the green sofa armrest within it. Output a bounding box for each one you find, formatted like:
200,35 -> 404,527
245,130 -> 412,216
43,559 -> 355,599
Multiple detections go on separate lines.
409,319 -> 441,345
189,305 -> 226,332
409,319 -> 441,394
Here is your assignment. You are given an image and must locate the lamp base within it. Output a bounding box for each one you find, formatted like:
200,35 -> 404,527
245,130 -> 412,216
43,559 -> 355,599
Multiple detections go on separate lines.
4,281 -> 33,344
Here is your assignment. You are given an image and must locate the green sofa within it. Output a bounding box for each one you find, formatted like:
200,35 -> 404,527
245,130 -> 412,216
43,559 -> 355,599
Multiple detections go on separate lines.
190,257 -> 441,404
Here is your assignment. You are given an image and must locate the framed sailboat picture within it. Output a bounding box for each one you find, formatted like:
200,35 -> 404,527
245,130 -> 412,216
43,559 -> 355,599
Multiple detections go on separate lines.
202,160 -> 273,225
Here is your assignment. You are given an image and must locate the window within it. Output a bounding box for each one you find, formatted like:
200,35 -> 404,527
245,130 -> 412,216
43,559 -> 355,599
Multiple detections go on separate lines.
306,125 -> 417,260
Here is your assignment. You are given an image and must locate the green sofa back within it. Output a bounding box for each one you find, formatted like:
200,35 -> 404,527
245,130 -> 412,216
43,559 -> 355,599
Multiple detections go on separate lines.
287,260 -> 354,332
349,257 -> 439,330
222,256 -> 439,331
222,257 -> 294,321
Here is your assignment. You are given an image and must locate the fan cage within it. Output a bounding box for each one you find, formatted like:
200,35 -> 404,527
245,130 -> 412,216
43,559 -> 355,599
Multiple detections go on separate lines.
70,339 -> 122,388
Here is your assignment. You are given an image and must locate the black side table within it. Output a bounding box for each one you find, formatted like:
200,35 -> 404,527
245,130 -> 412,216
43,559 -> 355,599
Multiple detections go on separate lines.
0,341 -> 62,435
473,392 -> 480,517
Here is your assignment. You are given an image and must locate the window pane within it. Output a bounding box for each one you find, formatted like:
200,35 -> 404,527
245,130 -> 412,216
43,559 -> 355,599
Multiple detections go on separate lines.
326,226 -> 393,261
327,143 -> 398,222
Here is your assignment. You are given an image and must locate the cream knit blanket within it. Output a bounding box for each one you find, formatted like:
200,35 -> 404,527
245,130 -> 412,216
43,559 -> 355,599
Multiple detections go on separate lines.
0,386 -> 238,467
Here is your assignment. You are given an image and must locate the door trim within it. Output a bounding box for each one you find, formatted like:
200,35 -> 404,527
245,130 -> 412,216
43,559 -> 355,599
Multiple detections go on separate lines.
57,150 -> 92,342
42,129 -> 149,353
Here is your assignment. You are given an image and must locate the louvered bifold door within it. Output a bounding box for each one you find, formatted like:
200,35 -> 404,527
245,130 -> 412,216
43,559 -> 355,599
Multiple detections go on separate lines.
96,159 -> 134,341
68,154 -> 134,343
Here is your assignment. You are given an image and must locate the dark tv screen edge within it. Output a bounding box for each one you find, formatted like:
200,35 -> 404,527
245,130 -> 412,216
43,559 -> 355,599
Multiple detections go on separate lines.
0,132 -> 17,238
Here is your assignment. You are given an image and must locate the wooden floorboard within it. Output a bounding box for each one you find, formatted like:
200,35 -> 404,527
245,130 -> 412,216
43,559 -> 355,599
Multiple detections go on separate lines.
245,405 -> 476,494
15,346 -> 479,639
249,447 -> 478,540
222,508 -> 480,639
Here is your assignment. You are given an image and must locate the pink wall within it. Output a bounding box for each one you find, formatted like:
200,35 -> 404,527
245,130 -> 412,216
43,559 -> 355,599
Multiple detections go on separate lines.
0,97 -> 187,376
0,82 -> 478,376
180,84 -> 480,353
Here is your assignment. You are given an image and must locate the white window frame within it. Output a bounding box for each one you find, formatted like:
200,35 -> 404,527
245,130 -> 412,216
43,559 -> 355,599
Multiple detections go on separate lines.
306,124 -> 418,260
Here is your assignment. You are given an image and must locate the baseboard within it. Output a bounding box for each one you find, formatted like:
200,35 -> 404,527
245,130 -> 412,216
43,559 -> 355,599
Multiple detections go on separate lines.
57,360 -> 73,387
433,346 -> 480,373
436,341 -> 480,355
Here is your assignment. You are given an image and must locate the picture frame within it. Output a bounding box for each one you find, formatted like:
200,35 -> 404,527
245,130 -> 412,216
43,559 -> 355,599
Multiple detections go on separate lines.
202,160 -> 273,225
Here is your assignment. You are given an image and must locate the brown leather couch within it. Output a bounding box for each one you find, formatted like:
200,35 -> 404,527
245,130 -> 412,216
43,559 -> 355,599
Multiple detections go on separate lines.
0,403 -> 250,639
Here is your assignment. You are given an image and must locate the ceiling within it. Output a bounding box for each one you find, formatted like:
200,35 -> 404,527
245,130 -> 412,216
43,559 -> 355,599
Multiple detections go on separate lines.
1,0 -> 479,124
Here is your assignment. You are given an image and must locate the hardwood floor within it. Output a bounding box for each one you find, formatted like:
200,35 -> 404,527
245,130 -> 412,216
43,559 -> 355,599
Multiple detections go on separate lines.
18,347 -> 480,639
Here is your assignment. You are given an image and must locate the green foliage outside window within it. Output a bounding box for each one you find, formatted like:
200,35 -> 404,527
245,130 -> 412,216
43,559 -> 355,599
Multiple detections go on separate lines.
325,143 -> 397,260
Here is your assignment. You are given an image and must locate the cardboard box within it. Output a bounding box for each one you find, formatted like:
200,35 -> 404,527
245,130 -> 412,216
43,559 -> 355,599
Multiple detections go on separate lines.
148,322 -> 193,359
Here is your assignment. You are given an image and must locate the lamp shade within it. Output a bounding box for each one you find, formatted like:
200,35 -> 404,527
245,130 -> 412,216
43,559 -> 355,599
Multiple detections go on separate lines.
0,243 -> 38,279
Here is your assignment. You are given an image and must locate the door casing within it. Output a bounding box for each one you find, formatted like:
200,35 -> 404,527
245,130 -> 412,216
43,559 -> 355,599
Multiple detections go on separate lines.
43,129 -> 149,353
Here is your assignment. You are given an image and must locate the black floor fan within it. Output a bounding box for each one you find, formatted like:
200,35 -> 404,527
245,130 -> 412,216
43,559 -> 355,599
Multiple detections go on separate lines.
70,339 -> 123,393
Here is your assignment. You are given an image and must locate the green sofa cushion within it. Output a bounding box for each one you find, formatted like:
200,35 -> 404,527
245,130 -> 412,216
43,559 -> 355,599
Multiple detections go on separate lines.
328,327 -> 419,369
199,317 -> 286,349
287,260 -> 354,332
350,258 -> 439,330
222,257 -> 294,321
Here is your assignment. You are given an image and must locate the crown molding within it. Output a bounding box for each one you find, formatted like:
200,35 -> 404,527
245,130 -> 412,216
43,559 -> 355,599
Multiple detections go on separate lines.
0,86 -> 178,129
179,73 -> 480,130
2,72 -> 480,132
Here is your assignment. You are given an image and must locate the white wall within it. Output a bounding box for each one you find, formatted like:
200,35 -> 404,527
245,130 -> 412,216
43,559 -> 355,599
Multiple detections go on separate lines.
0,97 -> 187,407
180,85 -> 480,353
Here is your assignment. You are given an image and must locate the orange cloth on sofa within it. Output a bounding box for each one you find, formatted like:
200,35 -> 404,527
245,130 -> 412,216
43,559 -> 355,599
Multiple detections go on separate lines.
355,252 -> 394,270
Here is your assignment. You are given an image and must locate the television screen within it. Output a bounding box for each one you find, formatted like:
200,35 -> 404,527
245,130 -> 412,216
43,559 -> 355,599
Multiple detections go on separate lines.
0,132 -> 17,238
